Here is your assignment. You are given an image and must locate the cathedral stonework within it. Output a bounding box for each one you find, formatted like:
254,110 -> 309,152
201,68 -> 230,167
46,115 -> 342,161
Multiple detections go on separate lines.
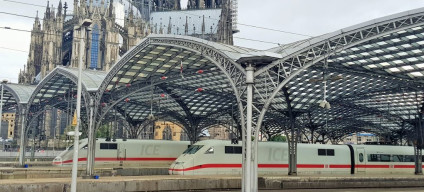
19,0 -> 236,84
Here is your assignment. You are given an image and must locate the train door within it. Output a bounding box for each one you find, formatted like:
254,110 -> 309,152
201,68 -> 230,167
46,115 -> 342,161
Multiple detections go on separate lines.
117,144 -> 126,163
357,148 -> 366,172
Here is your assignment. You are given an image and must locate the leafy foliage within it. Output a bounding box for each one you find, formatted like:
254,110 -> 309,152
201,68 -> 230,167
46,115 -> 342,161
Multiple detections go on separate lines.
269,135 -> 287,142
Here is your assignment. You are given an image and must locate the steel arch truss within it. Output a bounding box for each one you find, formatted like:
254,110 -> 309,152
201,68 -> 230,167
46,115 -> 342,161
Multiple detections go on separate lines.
253,9 -> 424,136
95,35 -> 250,141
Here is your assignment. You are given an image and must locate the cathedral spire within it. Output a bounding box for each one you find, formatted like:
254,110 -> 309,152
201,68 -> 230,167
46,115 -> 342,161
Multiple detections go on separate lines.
201,15 -> 205,36
175,0 -> 181,10
58,0 -> 62,14
80,0 -> 86,15
167,17 -> 172,34
45,1 -> 51,19
128,2 -> 134,20
33,11 -> 41,31
74,0 -> 78,17
184,16 -> 188,35
108,0 -> 115,18
50,4 -> 55,19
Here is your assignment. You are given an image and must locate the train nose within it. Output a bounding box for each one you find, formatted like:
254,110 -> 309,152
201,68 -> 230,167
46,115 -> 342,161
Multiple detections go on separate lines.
52,157 -> 62,166
169,162 -> 185,175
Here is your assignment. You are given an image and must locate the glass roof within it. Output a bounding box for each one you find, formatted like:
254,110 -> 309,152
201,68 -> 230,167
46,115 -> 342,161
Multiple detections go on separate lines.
258,8 -> 424,136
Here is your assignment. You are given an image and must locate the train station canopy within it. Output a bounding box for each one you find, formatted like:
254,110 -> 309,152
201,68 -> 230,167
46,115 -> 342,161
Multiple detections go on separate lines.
1,83 -> 36,110
96,34 -> 256,134
25,67 -> 107,129
7,7 -> 424,142
256,7 -> 424,137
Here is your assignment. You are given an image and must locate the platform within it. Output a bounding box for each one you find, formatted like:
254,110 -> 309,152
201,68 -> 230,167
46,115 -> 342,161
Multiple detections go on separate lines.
1,174 -> 424,192
0,166 -> 169,179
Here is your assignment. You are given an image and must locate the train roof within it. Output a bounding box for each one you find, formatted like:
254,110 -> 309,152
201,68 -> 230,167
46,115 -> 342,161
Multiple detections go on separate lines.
192,140 -> 415,151
80,138 -> 190,144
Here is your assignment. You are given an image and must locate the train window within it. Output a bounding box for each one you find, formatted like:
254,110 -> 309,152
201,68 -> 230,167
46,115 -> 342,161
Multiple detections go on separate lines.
367,154 -> 391,162
205,147 -> 214,154
405,155 -> 415,162
183,145 -> 203,154
225,146 -> 234,154
318,149 -> 334,156
392,155 -> 403,162
81,144 -> 88,150
109,143 -> 117,150
359,153 -> 364,162
318,149 -> 326,156
100,143 -> 118,150
368,154 -> 379,162
234,147 -> 242,154
380,154 -> 391,162
327,149 -> 335,156
225,146 -> 242,154
100,143 -> 108,149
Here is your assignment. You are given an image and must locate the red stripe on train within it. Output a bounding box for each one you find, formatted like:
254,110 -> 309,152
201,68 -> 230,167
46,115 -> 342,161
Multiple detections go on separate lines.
355,165 -> 389,168
329,164 -> 351,168
258,164 -> 288,168
169,164 -> 352,172
297,164 -> 324,168
60,157 -> 177,164
394,165 -> 415,168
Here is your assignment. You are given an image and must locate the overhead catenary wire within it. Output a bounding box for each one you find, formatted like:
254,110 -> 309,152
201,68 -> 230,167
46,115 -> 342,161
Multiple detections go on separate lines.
3,0 -> 315,38
0,26 -> 282,58
0,10 -> 281,46
0,46 -> 28,53
4,0 -> 48,9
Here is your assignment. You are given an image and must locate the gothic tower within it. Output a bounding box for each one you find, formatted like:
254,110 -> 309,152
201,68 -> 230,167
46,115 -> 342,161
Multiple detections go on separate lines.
19,0 -> 237,84
19,11 -> 43,84
216,0 -> 233,45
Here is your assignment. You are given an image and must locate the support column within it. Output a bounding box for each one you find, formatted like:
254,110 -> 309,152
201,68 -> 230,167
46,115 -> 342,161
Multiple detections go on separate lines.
283,87 -> 297,175
19,107 -> 26,166
86,97 -> 95,176
415,107 -> 423,175
72,19 -> 92,192
243,65 -> 254,192
415,144 -> 422,175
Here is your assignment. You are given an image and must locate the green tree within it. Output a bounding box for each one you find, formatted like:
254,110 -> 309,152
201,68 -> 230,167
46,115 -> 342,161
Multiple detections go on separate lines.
96,124 -> 110,138
270,135 -> 287,142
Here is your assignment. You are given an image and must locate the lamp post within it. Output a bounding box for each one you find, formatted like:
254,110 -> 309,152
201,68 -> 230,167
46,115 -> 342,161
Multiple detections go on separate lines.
0,79 -> 8,146
71,19 -> 92,192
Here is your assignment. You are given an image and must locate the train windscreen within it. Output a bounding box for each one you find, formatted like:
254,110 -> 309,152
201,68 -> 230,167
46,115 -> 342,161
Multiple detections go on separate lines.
183,145 -> 204,154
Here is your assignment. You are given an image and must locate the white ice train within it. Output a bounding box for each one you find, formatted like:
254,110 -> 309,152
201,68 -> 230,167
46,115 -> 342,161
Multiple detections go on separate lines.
169,140 -> 421,175
53,138 -> 190,167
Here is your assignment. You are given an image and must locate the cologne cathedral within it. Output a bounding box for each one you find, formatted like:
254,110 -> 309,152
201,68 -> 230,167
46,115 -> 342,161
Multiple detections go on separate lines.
19,0 -> 236,84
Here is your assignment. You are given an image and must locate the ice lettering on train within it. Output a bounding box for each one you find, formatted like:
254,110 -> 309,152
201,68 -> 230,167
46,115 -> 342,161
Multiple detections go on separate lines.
268,148 -> 288,161
141,145 -> 159,155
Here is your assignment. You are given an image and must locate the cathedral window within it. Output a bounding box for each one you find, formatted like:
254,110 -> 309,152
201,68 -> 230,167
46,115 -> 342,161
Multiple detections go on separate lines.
90,24 -> 100,69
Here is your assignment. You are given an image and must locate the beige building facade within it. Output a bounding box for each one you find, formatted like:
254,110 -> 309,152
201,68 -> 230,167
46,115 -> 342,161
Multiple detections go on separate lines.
1,112 -> 15,139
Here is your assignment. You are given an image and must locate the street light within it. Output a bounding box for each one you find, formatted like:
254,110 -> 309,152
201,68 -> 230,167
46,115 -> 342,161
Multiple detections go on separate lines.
71,19 -> 92,192
0,79 -> 9,147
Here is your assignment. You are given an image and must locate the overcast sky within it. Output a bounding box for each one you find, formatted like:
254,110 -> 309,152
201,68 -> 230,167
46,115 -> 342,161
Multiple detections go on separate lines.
1,0 -> 424,83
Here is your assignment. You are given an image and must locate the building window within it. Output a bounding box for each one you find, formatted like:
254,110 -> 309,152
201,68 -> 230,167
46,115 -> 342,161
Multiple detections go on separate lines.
180,131 -> 189,141
90,24 -> 100,69
162,125 -> 172,140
